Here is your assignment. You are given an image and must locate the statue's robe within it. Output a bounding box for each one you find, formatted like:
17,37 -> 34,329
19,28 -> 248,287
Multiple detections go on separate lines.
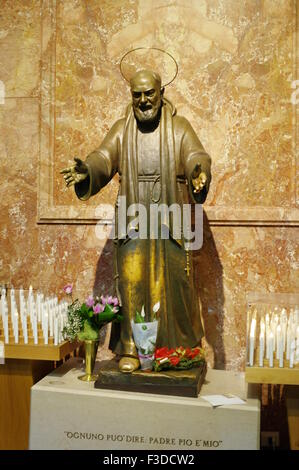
75,100 -> 211,357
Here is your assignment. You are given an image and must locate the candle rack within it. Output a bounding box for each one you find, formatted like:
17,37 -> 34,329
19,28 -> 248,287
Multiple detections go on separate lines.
0,287 -> 79,361
0,286 -> 80,450
245,292 -> 299,385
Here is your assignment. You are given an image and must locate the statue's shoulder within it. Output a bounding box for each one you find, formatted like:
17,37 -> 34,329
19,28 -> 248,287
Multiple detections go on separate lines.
172,114 -> 193,134
105,117 -> 126,141
110,117 -> 126,133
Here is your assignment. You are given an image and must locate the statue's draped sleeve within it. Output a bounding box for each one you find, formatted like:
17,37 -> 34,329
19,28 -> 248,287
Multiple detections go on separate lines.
74,120 -> 122,200
179,117 -> 211,204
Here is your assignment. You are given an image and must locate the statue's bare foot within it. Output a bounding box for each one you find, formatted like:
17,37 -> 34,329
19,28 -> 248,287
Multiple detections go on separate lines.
119,356 -> 140,373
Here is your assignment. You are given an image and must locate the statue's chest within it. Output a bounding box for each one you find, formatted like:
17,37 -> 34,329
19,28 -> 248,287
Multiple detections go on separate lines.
137,127 -> 160,176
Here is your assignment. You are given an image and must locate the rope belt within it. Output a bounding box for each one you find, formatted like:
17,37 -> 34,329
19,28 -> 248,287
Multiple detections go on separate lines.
136,174 -> 186,183
139,175 -> 187,203
118,174 -> 187,203
118,174 -> 186,183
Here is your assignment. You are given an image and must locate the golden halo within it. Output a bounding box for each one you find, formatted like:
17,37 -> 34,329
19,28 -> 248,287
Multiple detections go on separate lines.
120,47 -> 178,87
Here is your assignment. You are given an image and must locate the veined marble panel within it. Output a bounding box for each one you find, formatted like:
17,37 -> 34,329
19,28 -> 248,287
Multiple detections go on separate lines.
0,0 -> 41,98
38,0 -> 298,224
0,98 -> 40,287
199,224 -> 299,369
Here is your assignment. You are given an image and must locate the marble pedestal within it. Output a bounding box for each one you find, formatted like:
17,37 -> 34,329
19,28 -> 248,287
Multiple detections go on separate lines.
29,358 -> 260,450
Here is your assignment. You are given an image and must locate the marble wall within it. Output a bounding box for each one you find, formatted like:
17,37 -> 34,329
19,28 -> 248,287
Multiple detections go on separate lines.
0,0 -> 298,370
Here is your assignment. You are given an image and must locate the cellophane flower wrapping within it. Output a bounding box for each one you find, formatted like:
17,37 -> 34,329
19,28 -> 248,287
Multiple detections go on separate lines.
131,320 -> 158,370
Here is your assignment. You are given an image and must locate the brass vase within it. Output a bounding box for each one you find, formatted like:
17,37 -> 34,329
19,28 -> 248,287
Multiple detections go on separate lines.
78,339 -> 99,382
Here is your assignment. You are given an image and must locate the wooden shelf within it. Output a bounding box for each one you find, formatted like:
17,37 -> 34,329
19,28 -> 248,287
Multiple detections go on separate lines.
3,341 -> 80,361
245,366 -> 299,385
0,340 -> 81,449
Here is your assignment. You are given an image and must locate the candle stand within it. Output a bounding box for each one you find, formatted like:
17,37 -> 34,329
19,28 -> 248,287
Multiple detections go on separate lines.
245,292 -> 299,449
0,287 -> 79,449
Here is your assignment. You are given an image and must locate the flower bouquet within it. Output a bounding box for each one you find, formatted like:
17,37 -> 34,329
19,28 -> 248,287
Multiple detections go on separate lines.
62,288 -> 122,342
131,303 -> 160,370
62,284 -> 122,381
153,346 -> 205,372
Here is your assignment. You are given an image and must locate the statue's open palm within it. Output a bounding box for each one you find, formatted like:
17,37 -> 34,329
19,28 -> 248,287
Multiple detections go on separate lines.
191,163 -> 207,193
60,158 -> 88,187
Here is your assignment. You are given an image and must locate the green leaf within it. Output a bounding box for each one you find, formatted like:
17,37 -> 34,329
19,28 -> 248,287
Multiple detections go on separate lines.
104,303 -> 114,315
97,312 -> 114,322
135,310 -> 144,323
80,303 -> 88,313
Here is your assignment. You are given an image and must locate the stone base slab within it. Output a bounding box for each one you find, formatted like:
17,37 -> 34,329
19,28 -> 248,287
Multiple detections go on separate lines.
29,358 -> 260,450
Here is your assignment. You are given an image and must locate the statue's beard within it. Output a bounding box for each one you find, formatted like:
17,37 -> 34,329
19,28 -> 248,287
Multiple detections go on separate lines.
133,103 -> 161,124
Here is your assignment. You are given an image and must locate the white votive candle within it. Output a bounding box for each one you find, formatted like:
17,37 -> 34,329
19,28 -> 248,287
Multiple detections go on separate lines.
1,288 -> 6,318
44,313 -> 48,345
33,315 -> 38,345
266,313 -> 270,359
4,312 -> 9,344
279,333 -> 284,368
13,312 -> 19,344
289,338 -> 295,368
22,316 -> 28,344
249,318 -> 256,366
281,309 -> 287,352
259,331 -> 265,367
54,315 -> 58,346
10,287 -> 15,309
37,294 -> 41,323
276,324 -> 282,359
49,301 -> 54,337
268,332 -> 274,367
286,321 -> 292,360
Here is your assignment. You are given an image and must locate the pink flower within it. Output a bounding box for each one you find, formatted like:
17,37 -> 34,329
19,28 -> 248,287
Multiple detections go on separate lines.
86,295 -> 95,307
100,295 -> 119,307
112,307 -> 119,313
63,284 -> 73,295
93,303 -> 105,314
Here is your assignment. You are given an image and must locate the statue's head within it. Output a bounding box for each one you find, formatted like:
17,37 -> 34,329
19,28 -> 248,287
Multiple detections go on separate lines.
130,69 -> 164,124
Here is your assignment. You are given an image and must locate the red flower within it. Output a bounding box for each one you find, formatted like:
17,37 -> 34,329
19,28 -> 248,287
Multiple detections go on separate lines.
185,347 -> 192,357
193,347 -> 201,354
170,356 -> 180,366
155,347 -> 170,359
187,350 -> 197,359
188,348 -> 203,359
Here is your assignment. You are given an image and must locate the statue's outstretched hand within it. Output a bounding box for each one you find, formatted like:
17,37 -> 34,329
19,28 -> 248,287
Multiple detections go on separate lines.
60,157 -> 88,187
191,163 -> 207,194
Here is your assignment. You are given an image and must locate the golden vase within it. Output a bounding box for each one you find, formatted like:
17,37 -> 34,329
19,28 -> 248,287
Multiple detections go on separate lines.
78,339 -> 99,382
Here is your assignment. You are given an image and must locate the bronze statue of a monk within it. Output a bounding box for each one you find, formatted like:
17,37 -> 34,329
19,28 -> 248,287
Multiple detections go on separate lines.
61,69 -> 211,373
